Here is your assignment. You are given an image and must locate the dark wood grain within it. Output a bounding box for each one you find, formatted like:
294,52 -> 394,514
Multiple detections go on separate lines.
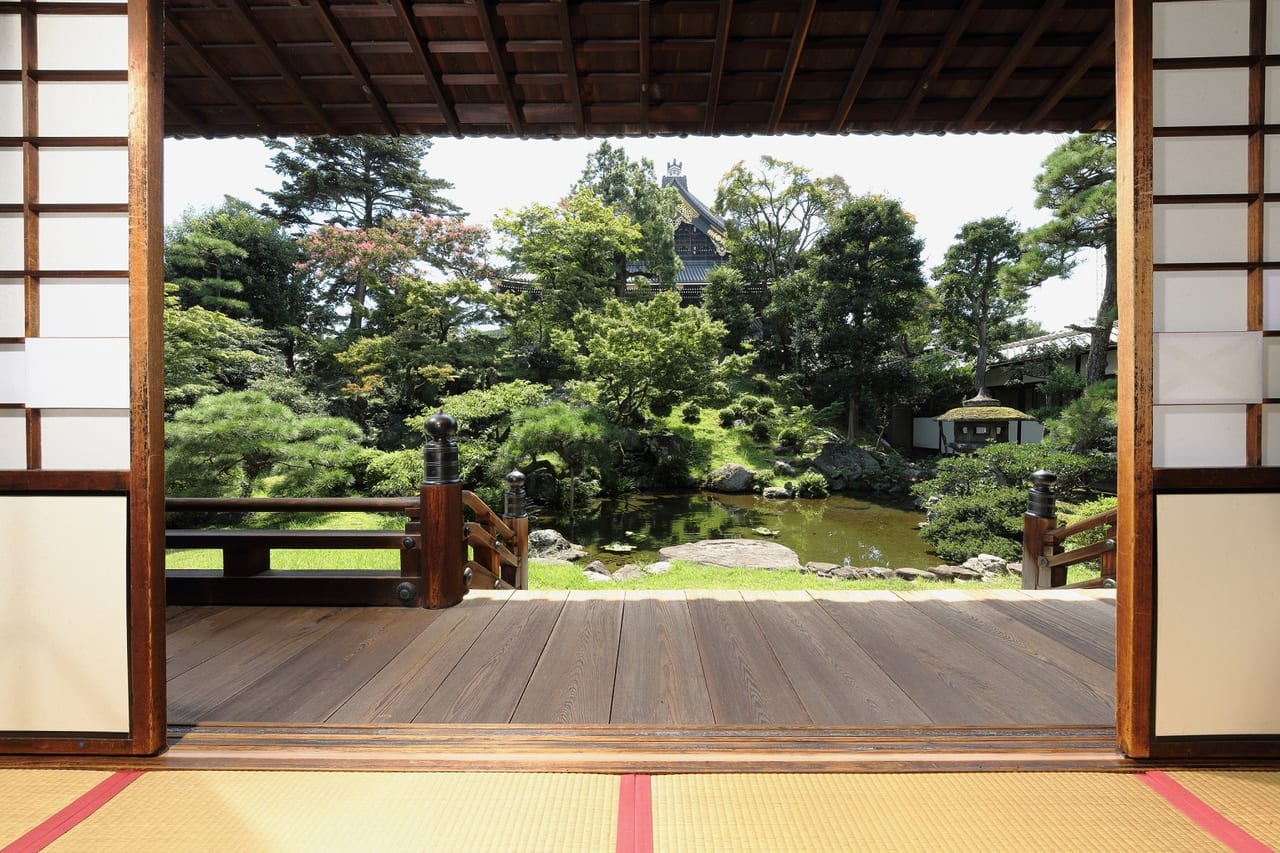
414,591 -> 567,723
986,592 -> 1116,670
685,590 -> 810,725
743,591 -> 930,726
513,590 -> 624,724
166,606 -> 269,677
611,590 -> 714,725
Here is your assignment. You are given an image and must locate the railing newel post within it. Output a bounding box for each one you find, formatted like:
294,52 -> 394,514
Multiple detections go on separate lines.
503,469 -> 529,589
1022,469 -> 1058,590
420,411 -> 466,608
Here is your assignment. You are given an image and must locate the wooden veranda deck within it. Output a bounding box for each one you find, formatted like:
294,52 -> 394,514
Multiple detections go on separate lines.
167,588 -> 1116,731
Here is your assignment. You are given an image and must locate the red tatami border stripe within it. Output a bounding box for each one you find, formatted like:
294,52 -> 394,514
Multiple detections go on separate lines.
1140,771 -> 1271,853
617,773 -> 653,853
2,770 -> 145,853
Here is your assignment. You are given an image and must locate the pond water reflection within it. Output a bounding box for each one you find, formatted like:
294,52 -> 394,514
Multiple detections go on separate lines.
533,492 -> 936,570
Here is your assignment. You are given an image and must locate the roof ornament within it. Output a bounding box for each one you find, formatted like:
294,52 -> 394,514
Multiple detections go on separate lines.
666,160 -> 683,177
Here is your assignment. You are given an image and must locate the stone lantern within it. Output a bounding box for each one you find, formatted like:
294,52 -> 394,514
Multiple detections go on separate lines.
933,390 -> 1033,454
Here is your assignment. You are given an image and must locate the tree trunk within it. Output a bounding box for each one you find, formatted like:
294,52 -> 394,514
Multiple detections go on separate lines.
847,394 -> 859,443
346,275 -> 366,332
1084,242 -> 1118,385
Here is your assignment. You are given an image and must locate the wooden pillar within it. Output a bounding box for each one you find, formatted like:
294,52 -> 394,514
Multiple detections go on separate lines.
1021,469 -> 1057,590
503,469 -> 529,590
420,412 -> 466,608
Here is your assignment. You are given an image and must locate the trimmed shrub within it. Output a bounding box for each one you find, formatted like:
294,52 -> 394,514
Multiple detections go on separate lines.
718,407 -> 737,428
794,470 -> 829,498
919,486 -> 1025,563
681,402 -> 701,424
749,420 -> 770,442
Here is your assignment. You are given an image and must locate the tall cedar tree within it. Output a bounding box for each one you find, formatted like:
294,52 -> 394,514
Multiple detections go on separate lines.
932,216 -> 1030,396
1018,133 -> 1117,384
262,137 -> 460,331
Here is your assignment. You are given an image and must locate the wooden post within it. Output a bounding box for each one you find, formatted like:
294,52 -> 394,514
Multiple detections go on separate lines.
503,469 -> 529,589
420,412 -> 466,608
1022,469 -> 1057,590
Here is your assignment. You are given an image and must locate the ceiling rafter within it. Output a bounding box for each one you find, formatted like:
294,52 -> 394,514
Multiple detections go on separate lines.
224,0 -> 337,134
894,0 -> 981,131
638,0 -> 650,134
767,0 -> 816,133
556,0 -> 585,135
1085,93 -> 1116,129
960,0 -> 1068,130
1022,26 -> 1114,129
470,0 -> 523,136
387,0 -> 461,136
166,17 -> 270,131
307,0 -> 398,134
164,92 -> 208,137
703,0 -> 733,134
828,0 -> 898,133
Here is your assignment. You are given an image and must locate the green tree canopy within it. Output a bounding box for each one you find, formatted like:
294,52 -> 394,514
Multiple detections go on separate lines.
932,216 -> 1030,396
499,402 -> 620,516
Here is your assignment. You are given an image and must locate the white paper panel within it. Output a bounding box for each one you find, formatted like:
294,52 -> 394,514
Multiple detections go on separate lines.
0,147 -> 20,204
1153,404 -> 1247,467
39,408 -> 129,470
0,343 -> 24,403
39,214 -> 128,270
1265,203 -> 1280,262
1156,493 -> 1280,736
1154,0 -> 1249,58
1155,68 -> 1248,127
24,337 -> 128,408
39,148 -> 128,205
1272,0 -> 1280,52
39,278 -> 128,338
1264,404 -> 1280,464
0,15 -> 19,70
0,409 -> 23,468
1266,338 -> 1280,399
0,278 -> 22,337
1267,270 -> 1280,331
0,83 -> 20,135
37,15 -> 127,71
1153,270 -> 1247,332
0,213 -> 22,270
37,81 -> 128,137
1154,332 -> 1261,404
1267,68 -> 1280,124
1153,136 -> 1247,196
1152,204 -> 1247,264
0,495 -> 130,733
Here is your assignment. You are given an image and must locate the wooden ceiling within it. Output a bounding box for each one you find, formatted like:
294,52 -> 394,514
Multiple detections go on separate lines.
162,0 -> 1116,139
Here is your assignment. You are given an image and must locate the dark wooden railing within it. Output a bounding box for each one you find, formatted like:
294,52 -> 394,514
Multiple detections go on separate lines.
1021,469 -> 1117,590
165,412 -> 528,608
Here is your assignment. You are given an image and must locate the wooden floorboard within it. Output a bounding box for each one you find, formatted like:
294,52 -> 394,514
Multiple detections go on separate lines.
166,590 -> 1116,731
513,590 -> 623,724
686,590 -> 811,725
611,590 -> 714,725
413,591 -> 567,723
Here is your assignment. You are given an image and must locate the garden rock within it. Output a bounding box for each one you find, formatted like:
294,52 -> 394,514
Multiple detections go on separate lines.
813,442 -> 881,490
646,561 -> 672,574
659,539 -> 800,570
583,560 -> 612,582
706,463 -> 755,493
805,561 -> 840,575
773,460 -> 797,477
762,485 -> 793,500
529,529 -> 588,562
613,563 -> 644,581
963,554 -> 1010,576
894,567 -> 937,582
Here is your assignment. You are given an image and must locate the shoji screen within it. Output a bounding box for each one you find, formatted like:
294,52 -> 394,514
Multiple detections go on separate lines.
0,0 -> 163,754
1120,0 -> 1280,757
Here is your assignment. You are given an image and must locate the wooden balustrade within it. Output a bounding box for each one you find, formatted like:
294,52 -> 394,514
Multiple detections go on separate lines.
1021,469 -> 1117,590
165,412 -> 527,607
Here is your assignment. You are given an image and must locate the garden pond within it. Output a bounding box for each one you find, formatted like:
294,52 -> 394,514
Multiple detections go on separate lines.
533,491 -> 936,570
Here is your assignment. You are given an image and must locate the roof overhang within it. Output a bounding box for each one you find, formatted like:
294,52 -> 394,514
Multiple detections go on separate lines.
162,0 -> 1116,139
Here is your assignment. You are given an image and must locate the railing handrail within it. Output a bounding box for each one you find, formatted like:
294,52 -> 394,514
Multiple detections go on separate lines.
1047,507 -> 1118,544
1022,469 -> 1117,590
166,496 -> 416,513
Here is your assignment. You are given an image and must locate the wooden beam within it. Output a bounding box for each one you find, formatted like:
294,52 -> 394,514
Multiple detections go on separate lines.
829,0 -> 898,133
166,17 -> 270,132
894,0 -> 981,131
224,0 -> 338,134
388,0 -> 461,136
556,0 -> 585,135
961,0 -> 1068,131
638,0 -> 650,134
767,0 -> 816,133
1023,26 -> 1114,130
470,0 -> 523,136
164,93 -> 209,137
703,0 -> 733,135
307,0 -> 399,134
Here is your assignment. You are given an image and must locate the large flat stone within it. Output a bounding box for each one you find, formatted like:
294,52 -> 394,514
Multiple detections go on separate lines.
658,538 -> 801,570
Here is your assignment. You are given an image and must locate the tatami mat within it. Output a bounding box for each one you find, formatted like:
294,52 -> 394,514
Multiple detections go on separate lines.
0,770 -> 113,846
1166,771 -> 1280,849
44,771 -> 619,853
649,772 -> 1233,852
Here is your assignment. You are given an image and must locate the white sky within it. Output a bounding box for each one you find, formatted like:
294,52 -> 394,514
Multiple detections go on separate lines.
164,133 -> 1103,330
